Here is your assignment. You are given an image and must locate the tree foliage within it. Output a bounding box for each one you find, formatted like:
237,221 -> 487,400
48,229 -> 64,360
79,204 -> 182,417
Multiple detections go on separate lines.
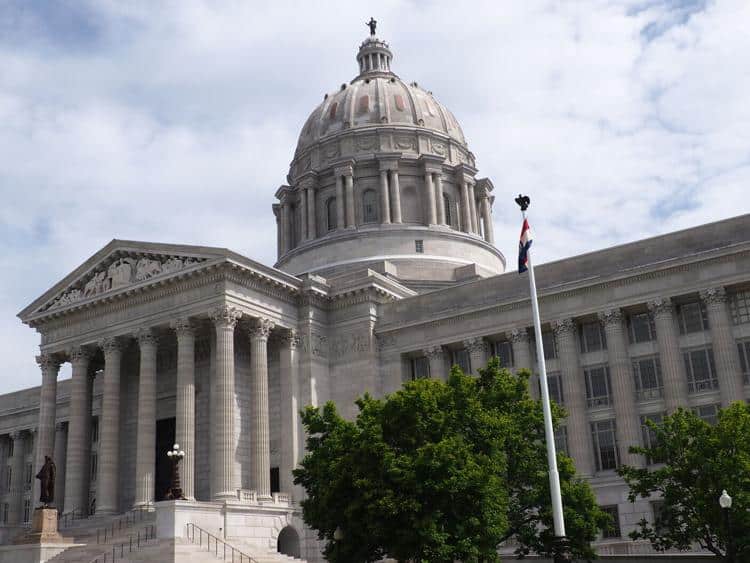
618,403 -> 750,560
294,357 -> 608,562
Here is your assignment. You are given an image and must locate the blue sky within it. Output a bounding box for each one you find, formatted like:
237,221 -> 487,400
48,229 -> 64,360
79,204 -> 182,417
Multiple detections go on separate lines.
1,0 -> 749,393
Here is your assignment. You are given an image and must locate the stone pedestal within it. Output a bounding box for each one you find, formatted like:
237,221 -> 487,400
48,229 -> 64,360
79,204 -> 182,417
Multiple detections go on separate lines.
15,508 -> 64,544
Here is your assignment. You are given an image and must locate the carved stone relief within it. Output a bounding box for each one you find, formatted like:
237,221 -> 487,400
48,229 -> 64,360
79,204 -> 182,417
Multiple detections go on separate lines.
330,331 -> 371,360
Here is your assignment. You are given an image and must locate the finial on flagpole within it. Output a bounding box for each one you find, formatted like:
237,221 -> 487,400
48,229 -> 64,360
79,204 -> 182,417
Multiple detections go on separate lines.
515,194 -> 530,211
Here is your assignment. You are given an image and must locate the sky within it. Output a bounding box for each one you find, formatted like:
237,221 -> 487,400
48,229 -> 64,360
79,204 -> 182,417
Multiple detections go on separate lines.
1,0 -> 749,394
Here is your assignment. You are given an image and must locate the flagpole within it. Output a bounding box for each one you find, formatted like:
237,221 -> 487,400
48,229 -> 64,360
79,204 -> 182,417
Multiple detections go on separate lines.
515,195 -> 567,551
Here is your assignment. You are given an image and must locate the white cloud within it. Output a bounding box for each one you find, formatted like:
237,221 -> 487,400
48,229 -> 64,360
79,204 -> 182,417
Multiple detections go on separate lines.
1,0 -> 749,393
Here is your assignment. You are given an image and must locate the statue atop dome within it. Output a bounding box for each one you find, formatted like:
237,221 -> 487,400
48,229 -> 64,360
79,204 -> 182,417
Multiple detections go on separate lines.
366,17 -> 377,36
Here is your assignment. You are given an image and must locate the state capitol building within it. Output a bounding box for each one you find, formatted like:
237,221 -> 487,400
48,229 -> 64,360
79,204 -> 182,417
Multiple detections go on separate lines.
0,28 -> 748,563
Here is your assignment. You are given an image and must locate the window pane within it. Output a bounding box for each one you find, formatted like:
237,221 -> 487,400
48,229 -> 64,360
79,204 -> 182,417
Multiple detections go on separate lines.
592,420 -> 619,471
363,190 -> 377,223
493,341 -> 514,368
327,198 -> 337,231
581,322 -> 606,353
739,341 -> 750,384
586,366 -> 611,407
685,348 -> 718,393
729,290 -> 750,325
694,404 -> 719,425
679,301 -> 708,334
601,505 -> 621,539
452,349 -> 471,374
554,425 -> 568,455
641,413 -> 665,464
411,357 -> 430,380
542,331 -> 557,359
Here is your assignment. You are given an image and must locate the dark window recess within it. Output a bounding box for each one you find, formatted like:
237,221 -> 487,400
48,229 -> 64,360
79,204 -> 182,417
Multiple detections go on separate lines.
415,240 -> 424,253
601,505 -> 621,538
693,403 -> 720,425
452,349 -> 471,374
411,357 -> 430,380
270,467 -> 280,494
640,413 -> 665,464
628,312 -> 656,343
580,321 -> 607,353
492,341 -> 513,368
591,419 -> 619,471
363,190 -> 378,223
684,348 -> 718,393
677,301 -> 709,334
633,357 -> 663,401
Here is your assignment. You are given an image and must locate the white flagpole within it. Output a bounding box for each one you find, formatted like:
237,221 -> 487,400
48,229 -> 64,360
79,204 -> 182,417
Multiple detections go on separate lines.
518,196 -> 566,540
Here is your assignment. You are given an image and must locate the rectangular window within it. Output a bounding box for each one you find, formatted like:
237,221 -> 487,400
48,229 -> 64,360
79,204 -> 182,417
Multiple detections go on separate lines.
541,372 -> 564,405
585,365 -> 612,408
90,452 -> 98,482
24,463 -> 32,488
684,347 -> 718,393
580,321 -> 607,353
651,500 -> 666,533
491,341 -> 514,368
640,413 -> 665,464
554,425 -> 568,456
601,505 -> 622,539
1,503 -> 7,524
591,419 -> 619,471
677,300 -> 709,334
415,240 -> 424,254
5,467 -> 11,492
91,417 -> 99,443
410,356 -> 430,380
628,312 -> 656,343
737,340 -> 750,384
694,403 -> 720,425
8,438 -> 13,458
452,349 -> 471,374
23,499 -> 30,523
729,289 -> 750,325
541,331 -> 557,360
270,467 -> 280,494
632,357 -> 664,401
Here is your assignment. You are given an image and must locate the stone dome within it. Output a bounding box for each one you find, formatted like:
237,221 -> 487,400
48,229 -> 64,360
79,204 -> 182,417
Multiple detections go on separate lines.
295,36 -> 466,157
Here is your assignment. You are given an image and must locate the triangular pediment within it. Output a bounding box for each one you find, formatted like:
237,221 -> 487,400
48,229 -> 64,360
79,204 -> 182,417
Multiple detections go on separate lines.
20,240 -> 233,319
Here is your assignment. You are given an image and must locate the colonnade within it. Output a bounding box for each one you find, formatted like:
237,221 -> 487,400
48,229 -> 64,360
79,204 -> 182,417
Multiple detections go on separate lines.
31,305 -> 295,516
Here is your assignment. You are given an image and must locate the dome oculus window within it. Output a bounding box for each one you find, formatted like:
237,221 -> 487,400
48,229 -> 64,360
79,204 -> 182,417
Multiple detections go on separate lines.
362,189 -> 378,223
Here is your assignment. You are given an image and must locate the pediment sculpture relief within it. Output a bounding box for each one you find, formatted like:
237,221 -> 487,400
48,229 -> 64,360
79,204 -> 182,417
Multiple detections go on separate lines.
46,254 -> 206,311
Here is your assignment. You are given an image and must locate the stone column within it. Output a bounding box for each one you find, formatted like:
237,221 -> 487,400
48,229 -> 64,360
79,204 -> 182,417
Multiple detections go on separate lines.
299,188 -> 308,242
248,318 -> 274,499
344,172 -> 355,228
553,319 -> 594,476
464,337 -> 488,376
509,328 -> 536,398
134,329 -> 158,509
209,305 -> 242,501
335,174 -> 345,230
424,171 -> 437,225
480,194 -> 494,244
648,298 -> 688,412
435,173 -> 446,225
172,318 -> 196,501
33,353 -> 61,505
8,430 -> 26,525
599,309 -> 643,468
64,346 -> 92,514
97,338 -> 124,514
280,202 -> 290,253
53,422 -> 68,511
468,183 -> 479,234
423,345 -> 446,381
306,184 -> 316,238
379,169 -> 391,224
700,287 -> 745,406
460,181 -> 471,233
389,169 -> 402,223
279,330 -> 301,498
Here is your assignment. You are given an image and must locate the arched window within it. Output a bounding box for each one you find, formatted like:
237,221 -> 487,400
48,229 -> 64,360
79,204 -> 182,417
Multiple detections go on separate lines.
326,197 -> 337,231
363,189 -> 378,223
443,194 -> 452,227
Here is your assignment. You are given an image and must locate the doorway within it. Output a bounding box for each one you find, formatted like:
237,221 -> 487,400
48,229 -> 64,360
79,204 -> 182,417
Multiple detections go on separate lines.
155,417 -> 175,501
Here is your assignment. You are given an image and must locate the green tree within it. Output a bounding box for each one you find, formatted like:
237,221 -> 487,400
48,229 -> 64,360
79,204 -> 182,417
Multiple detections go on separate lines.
618,403 -> 750,561
294,357 -> 608,562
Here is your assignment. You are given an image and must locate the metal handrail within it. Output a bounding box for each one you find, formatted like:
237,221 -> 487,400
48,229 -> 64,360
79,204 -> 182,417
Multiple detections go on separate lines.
58,507 -> 84,528
95,506 -> 153,544
185,522 -> 259,563
89,524 -> 156,563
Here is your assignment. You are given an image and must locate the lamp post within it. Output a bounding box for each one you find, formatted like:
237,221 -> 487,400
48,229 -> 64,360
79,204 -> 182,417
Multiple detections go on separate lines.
719,489 -> 734,563
166,443 -> 186,500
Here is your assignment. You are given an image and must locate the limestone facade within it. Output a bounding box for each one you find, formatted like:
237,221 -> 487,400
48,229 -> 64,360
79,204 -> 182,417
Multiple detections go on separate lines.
1,29 -> 749,562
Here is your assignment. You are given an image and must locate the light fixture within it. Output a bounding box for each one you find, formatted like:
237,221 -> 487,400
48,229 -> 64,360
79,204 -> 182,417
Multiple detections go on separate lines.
719,490 -> 732,509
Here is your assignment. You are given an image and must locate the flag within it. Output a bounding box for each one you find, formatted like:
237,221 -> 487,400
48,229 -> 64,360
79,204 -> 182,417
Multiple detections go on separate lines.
518,218 -> 532,273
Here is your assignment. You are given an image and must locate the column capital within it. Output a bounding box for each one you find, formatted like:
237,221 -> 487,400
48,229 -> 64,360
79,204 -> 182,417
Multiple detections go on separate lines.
209,305 -> 242,329
136,328 -> 159,347
99,336 -> 125,355
598,308 -> 624,327
699,286 -> 727,305
36,353 -> 62,372
68,345 -> 93,365
423,345 -> 444,359
171,317 -> 196,338
552,318 -> 576,337
246,318 -> 275,341
647,297 -> 674,316
463,337 -> 487,354
507,328 -> 529,343
279,329 -> 301,350
334,163 -> 354,177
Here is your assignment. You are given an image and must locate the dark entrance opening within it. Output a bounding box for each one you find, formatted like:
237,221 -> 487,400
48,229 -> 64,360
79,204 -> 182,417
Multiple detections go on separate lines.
277,526 -> 301,558
155,417 -> 175,501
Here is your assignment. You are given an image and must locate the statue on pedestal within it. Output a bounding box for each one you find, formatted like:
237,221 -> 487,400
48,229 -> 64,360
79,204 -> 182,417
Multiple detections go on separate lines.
36,455 -> 56,507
